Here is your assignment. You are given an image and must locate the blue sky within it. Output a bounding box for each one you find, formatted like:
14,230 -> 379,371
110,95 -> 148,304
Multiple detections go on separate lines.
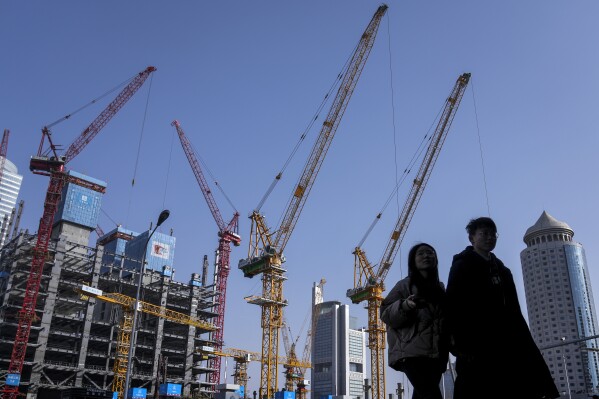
2,0 -> 599,395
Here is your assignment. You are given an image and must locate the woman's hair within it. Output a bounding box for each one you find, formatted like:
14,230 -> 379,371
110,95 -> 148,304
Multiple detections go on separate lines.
407,242 -> 443,300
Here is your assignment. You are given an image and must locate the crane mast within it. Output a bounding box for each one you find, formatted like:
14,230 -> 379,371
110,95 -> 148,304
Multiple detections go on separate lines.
171,120 -> 241,387
238,5 -> 387,399
2,66 -> 156,399
347,73 -> 471,399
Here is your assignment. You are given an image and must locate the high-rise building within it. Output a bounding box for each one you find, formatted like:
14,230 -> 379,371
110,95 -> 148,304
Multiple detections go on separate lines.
0,157 -> 23,246
311,299 -> 367,399
521,211 -> 599,398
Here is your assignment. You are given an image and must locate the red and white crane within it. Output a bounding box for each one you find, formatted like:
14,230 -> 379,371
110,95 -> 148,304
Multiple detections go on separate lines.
2,66 -> 156,399
171,120 -> 241,387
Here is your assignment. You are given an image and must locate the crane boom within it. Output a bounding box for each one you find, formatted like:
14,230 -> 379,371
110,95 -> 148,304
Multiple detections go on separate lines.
2,66 -> 156,399
63,66 -> 156,163
171,120 -> 241,387
347,73 -> 471,399
238,6 -> 387,399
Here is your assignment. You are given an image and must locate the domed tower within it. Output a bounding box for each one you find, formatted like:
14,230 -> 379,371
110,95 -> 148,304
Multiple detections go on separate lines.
521,211 -> 599,398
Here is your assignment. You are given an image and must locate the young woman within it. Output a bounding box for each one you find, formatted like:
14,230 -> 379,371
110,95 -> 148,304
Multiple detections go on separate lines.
380,243 -> 448,399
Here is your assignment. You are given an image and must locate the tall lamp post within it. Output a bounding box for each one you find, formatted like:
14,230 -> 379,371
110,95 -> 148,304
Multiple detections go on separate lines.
123,209 -> 170,399
561,336 -> 572,399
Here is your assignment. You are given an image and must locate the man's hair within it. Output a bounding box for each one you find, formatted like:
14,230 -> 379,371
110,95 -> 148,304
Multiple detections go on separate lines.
466,217 -> 497,236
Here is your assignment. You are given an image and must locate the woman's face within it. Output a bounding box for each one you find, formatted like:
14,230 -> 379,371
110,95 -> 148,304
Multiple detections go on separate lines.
414,245 -> 437,272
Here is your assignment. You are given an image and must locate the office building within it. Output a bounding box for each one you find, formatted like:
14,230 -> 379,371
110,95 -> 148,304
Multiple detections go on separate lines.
311,298 -> 367,399
521,211 -> 599,398
0,157 -> 23,246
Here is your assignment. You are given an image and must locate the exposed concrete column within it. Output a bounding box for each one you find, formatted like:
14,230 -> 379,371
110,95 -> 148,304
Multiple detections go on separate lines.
75,244 -> 104,387
183,284 -> 201,397
27,238 -> 67,399
0,233 -> 26,316
151,273 -> 170,395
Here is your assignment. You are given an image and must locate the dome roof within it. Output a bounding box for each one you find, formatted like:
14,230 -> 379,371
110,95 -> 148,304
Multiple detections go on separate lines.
524,211 -> 573,241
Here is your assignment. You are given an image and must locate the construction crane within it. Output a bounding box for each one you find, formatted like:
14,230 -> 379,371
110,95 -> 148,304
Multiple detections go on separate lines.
197,346 -> 311,398
281,320 -> 303,394
171,120 -> 241,386
76,285 -> 216,399
1,66 -> 156,399
237,6 -> 387,399
346,73 -> 471,399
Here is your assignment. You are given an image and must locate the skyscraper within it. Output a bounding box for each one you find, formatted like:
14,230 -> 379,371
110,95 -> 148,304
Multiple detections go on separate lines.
311,299 -> 366,399
0,157 -> 23,246
521,211 -> 599,398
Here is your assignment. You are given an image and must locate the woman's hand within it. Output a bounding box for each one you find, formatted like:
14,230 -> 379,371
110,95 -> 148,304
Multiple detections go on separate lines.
402,295 -> 418,310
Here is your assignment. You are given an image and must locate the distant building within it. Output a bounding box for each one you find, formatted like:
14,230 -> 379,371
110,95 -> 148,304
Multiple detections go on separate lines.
0,157 -> 23,246
521,211 -> 599,398
311,298 -> 367,399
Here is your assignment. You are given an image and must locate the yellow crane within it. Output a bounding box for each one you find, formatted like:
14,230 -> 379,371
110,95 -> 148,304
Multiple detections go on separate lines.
77,285 -> 216,399
238,6 -> 387,399
346,73 -> 471,399
196,346 -> 311,398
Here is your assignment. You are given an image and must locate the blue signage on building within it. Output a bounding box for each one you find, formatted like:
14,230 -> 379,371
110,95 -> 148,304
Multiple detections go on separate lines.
6,374 -> 20,386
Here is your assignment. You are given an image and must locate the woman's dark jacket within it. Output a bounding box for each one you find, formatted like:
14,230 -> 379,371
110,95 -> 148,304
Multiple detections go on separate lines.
446,246 -> 559,399
380,276 -> 448,372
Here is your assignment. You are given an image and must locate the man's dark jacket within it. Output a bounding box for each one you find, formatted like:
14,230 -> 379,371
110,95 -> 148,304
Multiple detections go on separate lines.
446,246 -> 559,399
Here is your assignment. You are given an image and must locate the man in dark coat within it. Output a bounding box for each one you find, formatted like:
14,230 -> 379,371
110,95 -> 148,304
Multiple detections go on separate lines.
446,217 -> 559,399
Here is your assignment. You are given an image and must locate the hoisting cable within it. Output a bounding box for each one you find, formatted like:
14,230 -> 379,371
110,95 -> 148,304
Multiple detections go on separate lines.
101,208 -> 119,228
356,102 -> 445,249
253,42 -> 358,214
40,72 -> 143,158
188,138 -> 238,213
470,78 -> 492,216
385,15 -> 403,273
162,124 -> 177,210
45,72 -> 140,130
271,41 -> 362,233
125,72 -> 155,227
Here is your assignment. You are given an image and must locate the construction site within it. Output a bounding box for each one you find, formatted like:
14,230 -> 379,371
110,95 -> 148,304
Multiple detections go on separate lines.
0,4 -> 472,399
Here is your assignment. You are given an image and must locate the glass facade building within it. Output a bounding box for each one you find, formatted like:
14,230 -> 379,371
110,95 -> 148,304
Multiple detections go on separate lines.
521,211 -> 599,398
311,300 -> 366,399
0,157 -> 23,246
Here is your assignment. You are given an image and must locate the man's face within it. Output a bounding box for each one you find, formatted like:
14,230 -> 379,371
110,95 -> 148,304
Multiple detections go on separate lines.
470,227 -> 498,254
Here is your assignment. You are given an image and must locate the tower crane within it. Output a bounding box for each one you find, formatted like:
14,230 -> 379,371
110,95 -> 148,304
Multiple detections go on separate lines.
346,73 -> 471,399
76,285 -> 216,399
238,6 -> 387,399
171,120 -> 241,387
197,346 -> 311,398
281,320 -> 303,394
1,66 -> 156,399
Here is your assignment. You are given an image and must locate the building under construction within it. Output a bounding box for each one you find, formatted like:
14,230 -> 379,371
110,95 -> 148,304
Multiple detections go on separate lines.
0,171 -> 221,399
